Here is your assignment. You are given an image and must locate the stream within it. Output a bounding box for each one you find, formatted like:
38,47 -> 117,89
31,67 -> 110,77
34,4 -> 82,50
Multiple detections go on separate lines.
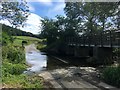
23,44 -> 92,75
23,44 -> 69,75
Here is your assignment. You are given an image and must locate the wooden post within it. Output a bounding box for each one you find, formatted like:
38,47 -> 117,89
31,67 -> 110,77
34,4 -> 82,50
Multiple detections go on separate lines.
110,30 -> 112,47
94,33 -> 97,46
89,33 -> 91,47
83,35 -> 85,46
100,31 -> 103,47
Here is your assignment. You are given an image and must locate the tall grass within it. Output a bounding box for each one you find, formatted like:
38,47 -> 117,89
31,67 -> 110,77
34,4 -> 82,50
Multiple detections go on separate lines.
2,45 -> 25,63
2,45 -> 43,88
102,66 -> 120,88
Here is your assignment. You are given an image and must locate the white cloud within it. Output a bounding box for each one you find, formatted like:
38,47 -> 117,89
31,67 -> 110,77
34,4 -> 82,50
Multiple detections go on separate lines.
0,19 -> 12,26
19,13 -> 43,34
0,13 -> 43,34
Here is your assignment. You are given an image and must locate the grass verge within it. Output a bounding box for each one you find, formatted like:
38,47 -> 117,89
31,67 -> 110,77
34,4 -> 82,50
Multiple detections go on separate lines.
2,44 -> 43,88
102,66 -> 120,88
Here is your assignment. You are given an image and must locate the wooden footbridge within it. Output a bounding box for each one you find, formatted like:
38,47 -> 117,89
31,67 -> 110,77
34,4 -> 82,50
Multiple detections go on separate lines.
67,30 -> 120,48
65,30 -> 120,63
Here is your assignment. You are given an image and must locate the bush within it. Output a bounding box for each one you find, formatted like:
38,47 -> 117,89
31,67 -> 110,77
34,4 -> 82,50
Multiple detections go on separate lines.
113,48 -> 120,56
113,48 -> 120,64
2,45 -> 25,63
37,44 -> 46,51
2,32 -> 13,45
2,60 -> 27,75
102,66 -> 120,87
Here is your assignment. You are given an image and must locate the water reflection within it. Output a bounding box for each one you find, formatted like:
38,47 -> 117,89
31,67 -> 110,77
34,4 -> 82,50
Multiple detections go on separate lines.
24,51 -> 47,74
24,46 -> 88,75
24,49 -> 71,75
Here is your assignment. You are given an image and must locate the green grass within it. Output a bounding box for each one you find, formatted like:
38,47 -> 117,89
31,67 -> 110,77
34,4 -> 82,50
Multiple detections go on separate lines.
37,44 -> 47,51
2,32 -> 44,88
2,43 -> 44,88
13,36 -> 42,46
102,66 -> 120,88
3,73 -> 43,88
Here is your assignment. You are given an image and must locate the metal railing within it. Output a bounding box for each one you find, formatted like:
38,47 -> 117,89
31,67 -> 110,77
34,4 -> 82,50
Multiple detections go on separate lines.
66,30 -> 120,47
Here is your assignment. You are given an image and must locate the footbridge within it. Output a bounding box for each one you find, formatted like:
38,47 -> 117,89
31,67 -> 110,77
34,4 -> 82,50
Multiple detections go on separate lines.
65,30 -> 120,63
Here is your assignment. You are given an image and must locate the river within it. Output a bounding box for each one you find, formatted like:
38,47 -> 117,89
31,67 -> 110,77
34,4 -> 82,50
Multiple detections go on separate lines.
24,44 -> 70,74
24,44 -> 92,75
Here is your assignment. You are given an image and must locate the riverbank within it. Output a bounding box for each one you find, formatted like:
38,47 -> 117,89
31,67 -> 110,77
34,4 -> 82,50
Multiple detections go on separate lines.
39,66 -> 120,90
2,44 -> 44,88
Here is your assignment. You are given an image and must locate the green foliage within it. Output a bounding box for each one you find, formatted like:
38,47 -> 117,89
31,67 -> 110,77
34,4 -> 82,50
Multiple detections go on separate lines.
36,39 -> 47,52
102,66 -> 120,87
41,18 -> 58,45
2,60 -> 27,75
2,59 -> 43,88
113,48 -> 120,56
2,73 -> 43,88
64,2 -> 119,33
40,2 -> 119,53
13,36 -> 41,46
22,75 -> 43,88
2,45 -> 43,88
2,32 -> 12,45
113,48 -> 120,65
37,44 -> 46,51
1,0 -> 29,27
2,24 -> 35,37
64,2 -> 82,34
2,25 -> 43,88
2,45 -> 25,63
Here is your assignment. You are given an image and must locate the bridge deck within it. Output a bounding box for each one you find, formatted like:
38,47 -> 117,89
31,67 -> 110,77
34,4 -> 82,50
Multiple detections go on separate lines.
66,30 -> 120,48
68,44 -> 120,48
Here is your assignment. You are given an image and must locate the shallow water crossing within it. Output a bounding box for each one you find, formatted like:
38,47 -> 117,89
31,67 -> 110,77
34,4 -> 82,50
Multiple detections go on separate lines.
26,51 -> 47,72
24,44 -> 48,74
24,44 -> 69,74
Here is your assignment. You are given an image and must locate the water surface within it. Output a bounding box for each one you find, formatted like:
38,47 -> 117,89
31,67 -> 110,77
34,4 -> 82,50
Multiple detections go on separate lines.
24,44 -> 90,75
26,51 -> 47,72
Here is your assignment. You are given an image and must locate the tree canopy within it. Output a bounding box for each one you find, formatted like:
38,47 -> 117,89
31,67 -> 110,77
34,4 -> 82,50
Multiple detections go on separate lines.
40,2 -> 119,47
0,0 -> 29,27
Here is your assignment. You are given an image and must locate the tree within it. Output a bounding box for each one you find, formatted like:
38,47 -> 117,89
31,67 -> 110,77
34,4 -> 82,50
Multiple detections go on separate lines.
97,2 -> 119,30
64,2 -> 82,36
64,2 -> 101,36
1,0 -> 29,27
55,15 -> 67,39
64,2 -> 119,33
111,2 -> 120,29
41,18 -> 58,45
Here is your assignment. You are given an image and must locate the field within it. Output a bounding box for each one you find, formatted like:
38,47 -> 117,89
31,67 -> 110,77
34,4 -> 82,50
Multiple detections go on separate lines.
13,36 -> 42,46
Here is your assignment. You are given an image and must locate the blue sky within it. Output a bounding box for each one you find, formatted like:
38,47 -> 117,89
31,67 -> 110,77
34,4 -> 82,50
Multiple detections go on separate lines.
0,0 -> 66,34
27,0 -> 65,19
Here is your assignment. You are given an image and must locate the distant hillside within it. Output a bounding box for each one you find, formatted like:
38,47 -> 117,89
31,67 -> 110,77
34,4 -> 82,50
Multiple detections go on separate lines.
1,24 -> 40,38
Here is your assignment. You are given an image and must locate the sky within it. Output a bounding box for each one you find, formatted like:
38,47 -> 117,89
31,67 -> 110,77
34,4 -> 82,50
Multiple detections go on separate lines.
26,0 -> 66,19
0,0 -> 66,34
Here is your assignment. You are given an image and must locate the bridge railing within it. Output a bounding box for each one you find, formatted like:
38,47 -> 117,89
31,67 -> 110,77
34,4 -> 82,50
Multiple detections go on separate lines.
66,30 -> 120,47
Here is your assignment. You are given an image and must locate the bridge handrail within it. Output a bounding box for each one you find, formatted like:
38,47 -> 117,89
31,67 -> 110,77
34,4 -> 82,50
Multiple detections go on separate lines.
66,29 -> 120,47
